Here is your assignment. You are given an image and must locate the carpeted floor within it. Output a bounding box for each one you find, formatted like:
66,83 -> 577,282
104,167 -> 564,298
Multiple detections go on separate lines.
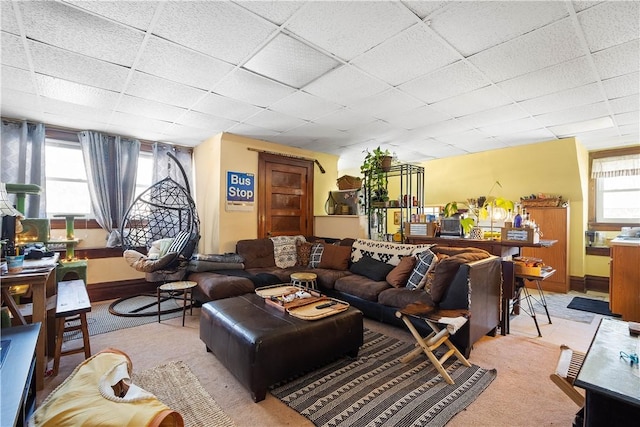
271,329 -> 496,427
133,360 -> 235,427
530,291 -> 599,324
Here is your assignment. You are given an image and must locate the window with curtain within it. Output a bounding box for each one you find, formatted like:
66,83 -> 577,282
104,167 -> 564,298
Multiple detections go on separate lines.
590,149 -> 640,227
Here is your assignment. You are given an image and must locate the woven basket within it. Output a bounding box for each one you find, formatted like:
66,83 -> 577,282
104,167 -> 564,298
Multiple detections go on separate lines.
521,198 -> 562,207
337,175 -> 362,190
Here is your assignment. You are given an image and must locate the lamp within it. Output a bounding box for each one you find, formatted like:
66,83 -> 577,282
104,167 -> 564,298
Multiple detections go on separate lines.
0,183 -> 23,217
1,182 -> 24,258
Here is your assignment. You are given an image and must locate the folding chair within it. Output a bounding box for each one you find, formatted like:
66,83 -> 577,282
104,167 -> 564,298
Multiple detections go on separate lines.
550,344 -> 585,407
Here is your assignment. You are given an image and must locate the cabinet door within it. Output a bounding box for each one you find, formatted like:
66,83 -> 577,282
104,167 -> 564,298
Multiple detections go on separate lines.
610,245 -> 640,321
521,207 -> 569,293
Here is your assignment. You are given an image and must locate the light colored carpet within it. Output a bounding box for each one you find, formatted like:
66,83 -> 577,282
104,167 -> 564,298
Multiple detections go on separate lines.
133,360 -> 235,427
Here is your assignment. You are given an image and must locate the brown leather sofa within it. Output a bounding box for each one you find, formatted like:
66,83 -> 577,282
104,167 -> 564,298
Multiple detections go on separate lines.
189,237 -> 502,357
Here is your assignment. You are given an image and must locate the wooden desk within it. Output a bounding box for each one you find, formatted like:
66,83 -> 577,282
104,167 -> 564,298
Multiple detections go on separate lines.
405,236 -> 557,335
575,318 -> 640,426
1,323 -> 40,427
1,255 -> 58,391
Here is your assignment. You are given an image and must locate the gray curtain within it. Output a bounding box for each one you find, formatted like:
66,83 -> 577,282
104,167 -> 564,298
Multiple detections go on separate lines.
78,131 -> 140,247
0,120 -> 46,217
152,143 -> 194,195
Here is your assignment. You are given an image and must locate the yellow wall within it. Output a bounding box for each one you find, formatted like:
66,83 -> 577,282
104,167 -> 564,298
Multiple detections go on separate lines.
194,133 -> 339,253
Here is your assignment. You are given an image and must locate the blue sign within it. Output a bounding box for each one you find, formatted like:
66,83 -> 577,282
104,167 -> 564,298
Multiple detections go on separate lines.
227,171 -> 255,202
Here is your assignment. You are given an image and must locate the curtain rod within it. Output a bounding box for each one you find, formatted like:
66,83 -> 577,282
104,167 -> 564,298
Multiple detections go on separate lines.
247,147 -> 326,173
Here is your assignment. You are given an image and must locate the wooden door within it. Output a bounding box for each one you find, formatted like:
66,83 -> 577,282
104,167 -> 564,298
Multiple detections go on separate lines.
258,153 -> 313,238
522,207 -> 569,293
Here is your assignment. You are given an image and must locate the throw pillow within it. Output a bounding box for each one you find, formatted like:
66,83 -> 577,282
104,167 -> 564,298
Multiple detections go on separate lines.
124,250 -> 177,273
423,254 -> 444,294
406,249 -> 435,290
271,235 -> 305,268
430,251 -> 491,303
166,231 -> 191,256
318,244 -> 351,270
308,243 -> 324,268
385,256 -> 417,288
349,255 -> 394,281
296,241 -> 314,267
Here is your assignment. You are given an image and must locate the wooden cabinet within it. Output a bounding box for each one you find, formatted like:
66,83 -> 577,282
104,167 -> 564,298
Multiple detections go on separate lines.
521,207 -> 569,293
610,244 -> 640,321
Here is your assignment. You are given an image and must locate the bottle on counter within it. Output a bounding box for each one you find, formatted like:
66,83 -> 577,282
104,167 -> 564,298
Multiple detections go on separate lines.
505,209 -> 513,228
514,206 -> 522,228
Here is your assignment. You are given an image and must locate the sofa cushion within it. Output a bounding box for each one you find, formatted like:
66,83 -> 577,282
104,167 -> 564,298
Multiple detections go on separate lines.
385,256 -> 416,288
313,268 -> 352,290
236,239 -> 276,269
334,274 -> 391,302
318,244 -> 351,271
406,249 -> 435,290
308,243 -> 324,268
296,241 -> 314,267
351,239 -> 415,266
430,250 -> 491,303
378,287 -> 435,310
349,255 -> 394,281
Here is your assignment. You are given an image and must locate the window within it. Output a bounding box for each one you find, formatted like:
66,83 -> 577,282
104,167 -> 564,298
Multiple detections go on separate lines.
45,139 -> 153,218
589,148 -> 640,229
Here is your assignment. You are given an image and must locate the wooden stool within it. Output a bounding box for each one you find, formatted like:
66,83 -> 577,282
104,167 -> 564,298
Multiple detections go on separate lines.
157,280 -> 197,327
395,309 -> 471,385
290,272 -> 318,290
53,279 -> 92,376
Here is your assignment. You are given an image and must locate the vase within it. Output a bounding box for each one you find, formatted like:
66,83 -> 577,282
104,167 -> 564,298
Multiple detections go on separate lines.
469,226 -> 483,240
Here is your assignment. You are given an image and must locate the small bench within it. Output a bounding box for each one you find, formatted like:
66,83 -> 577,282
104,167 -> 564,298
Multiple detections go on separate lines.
53,279 -> 92,376
200,293 -> 363,402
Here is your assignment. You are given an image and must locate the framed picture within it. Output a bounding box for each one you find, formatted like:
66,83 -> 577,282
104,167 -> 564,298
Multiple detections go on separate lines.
394,211 -> 401,225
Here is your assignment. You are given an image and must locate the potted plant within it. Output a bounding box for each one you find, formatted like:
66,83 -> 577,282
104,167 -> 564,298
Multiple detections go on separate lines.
360,147 -> 392,208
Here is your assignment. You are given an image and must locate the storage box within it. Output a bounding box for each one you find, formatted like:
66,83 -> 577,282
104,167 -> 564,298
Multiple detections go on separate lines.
514,256 -> 544,276
501,227 -> 539,244
404,222 -> 436,237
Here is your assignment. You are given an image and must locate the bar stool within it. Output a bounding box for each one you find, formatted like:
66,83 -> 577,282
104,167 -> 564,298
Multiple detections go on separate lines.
290,272 -> 318,290
513,269 -> 555,337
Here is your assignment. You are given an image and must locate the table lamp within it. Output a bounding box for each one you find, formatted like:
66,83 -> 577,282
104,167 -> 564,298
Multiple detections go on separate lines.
1,182 -> 24,258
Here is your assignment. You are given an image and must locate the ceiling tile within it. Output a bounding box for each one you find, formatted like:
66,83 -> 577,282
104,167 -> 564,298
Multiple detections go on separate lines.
383,105 -> 451,130
40,98 -> 114,127
137,36 -> 234,91
550,116 -> 615,137
243,33 -> 340,88
497,57 -> 597,101
609,94 -> 639,114
126,72 -> 208,109
592,39 -> 640,80
534,102 -> 610,127
518,83 -> 605,116
285,1 -> 417,61
578,1 -> 640,52
35,74 -> 120,110
277,122 -> 346,140
176,110 -> 239,131
42,112 -> 109,133
154,1 -> 277,64
226,123 -> 281,138
496,128 -> 557,146
1,89 -> 40,117
213,68 -> 296,107
347,89 -> 424,121
117,95 -> 188,123
109,111 -> 173,134
346,120 -> 409,143
614,111 -> 640,126
312,108 -> 376,132
430,1 -> 568,56
268,91 -> 342,121
602,72 -> 640,99
160,123 -> 216,143
303,65 -> 389,106
191,92 -> 263,122
451,137 -> 509,153
430,86 -> 514,117
29,40 -> 129,92
351,24 -> 459,86
1,1 -> 20,35
571,1 -> 605,13
469,18 -> 584,82
400,1 -> 450,19
479,117 -> 544,137
457,104 -> 529,129
18,1 -> 143,66
398,61 -> 490,103
1,33 -> 29,69
1,66 -> 34,93
411,141 -> 468,159
242,109 -> 308,133
233,1 -> 305,26
65,0 -> 159,31
410,119 -> 470,138
433,129 -> 489,145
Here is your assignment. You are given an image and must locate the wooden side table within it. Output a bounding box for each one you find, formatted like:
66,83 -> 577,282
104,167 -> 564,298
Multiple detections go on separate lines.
157,281 -> 197,326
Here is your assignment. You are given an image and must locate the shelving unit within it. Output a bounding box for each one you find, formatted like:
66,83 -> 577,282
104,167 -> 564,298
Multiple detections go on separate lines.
363,163 -> 424,240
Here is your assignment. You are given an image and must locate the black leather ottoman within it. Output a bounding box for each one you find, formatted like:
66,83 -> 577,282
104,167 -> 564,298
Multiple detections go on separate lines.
200,293 -> 364,402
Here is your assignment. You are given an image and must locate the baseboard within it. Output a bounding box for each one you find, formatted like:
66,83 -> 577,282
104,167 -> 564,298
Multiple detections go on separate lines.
87,279 -> 158,302
570,275 -> 609,294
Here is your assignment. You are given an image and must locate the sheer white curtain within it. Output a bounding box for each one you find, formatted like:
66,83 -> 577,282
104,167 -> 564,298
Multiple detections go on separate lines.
152,143 -> 194,195
591,154 -> 640,178
78,131 -> 140,247
0,120 -> 46,217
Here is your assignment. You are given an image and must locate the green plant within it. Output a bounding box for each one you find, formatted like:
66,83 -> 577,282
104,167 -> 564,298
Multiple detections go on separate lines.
443,181 -> 515,235
360,146 -> 392,205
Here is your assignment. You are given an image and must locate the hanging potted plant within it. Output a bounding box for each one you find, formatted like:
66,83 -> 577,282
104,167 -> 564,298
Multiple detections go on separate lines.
360,147 -> 392,208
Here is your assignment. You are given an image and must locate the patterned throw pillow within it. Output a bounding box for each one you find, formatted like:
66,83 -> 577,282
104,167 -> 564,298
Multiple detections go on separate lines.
271,235 -> 305,268
308,243 -> 324,268
423,254 -> 445,294
406,249 -> 435,290
296,241 -> 314,267
166,231 -> 191,256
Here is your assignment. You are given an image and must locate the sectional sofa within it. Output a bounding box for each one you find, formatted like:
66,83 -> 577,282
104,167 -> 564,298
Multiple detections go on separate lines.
188,237 -> 502,357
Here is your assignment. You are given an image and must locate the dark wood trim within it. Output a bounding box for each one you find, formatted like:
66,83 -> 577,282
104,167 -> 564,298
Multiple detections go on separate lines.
585,275 -> 610,294
87,279 -> 157,302
570,275 -> 586,293
55,247 -> 126,260
50,218 -> 102,230
586,246 -> 610,257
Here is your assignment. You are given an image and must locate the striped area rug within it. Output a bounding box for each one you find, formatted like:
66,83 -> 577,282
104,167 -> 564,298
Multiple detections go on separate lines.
271,329 -> 496,427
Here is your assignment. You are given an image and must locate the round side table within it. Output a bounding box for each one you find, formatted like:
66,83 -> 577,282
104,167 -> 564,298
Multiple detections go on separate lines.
157,280 -> 197,326
290,272 -> 318,290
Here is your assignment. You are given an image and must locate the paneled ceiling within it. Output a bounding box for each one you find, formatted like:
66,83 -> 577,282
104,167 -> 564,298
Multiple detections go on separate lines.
1,1 -> 638,169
